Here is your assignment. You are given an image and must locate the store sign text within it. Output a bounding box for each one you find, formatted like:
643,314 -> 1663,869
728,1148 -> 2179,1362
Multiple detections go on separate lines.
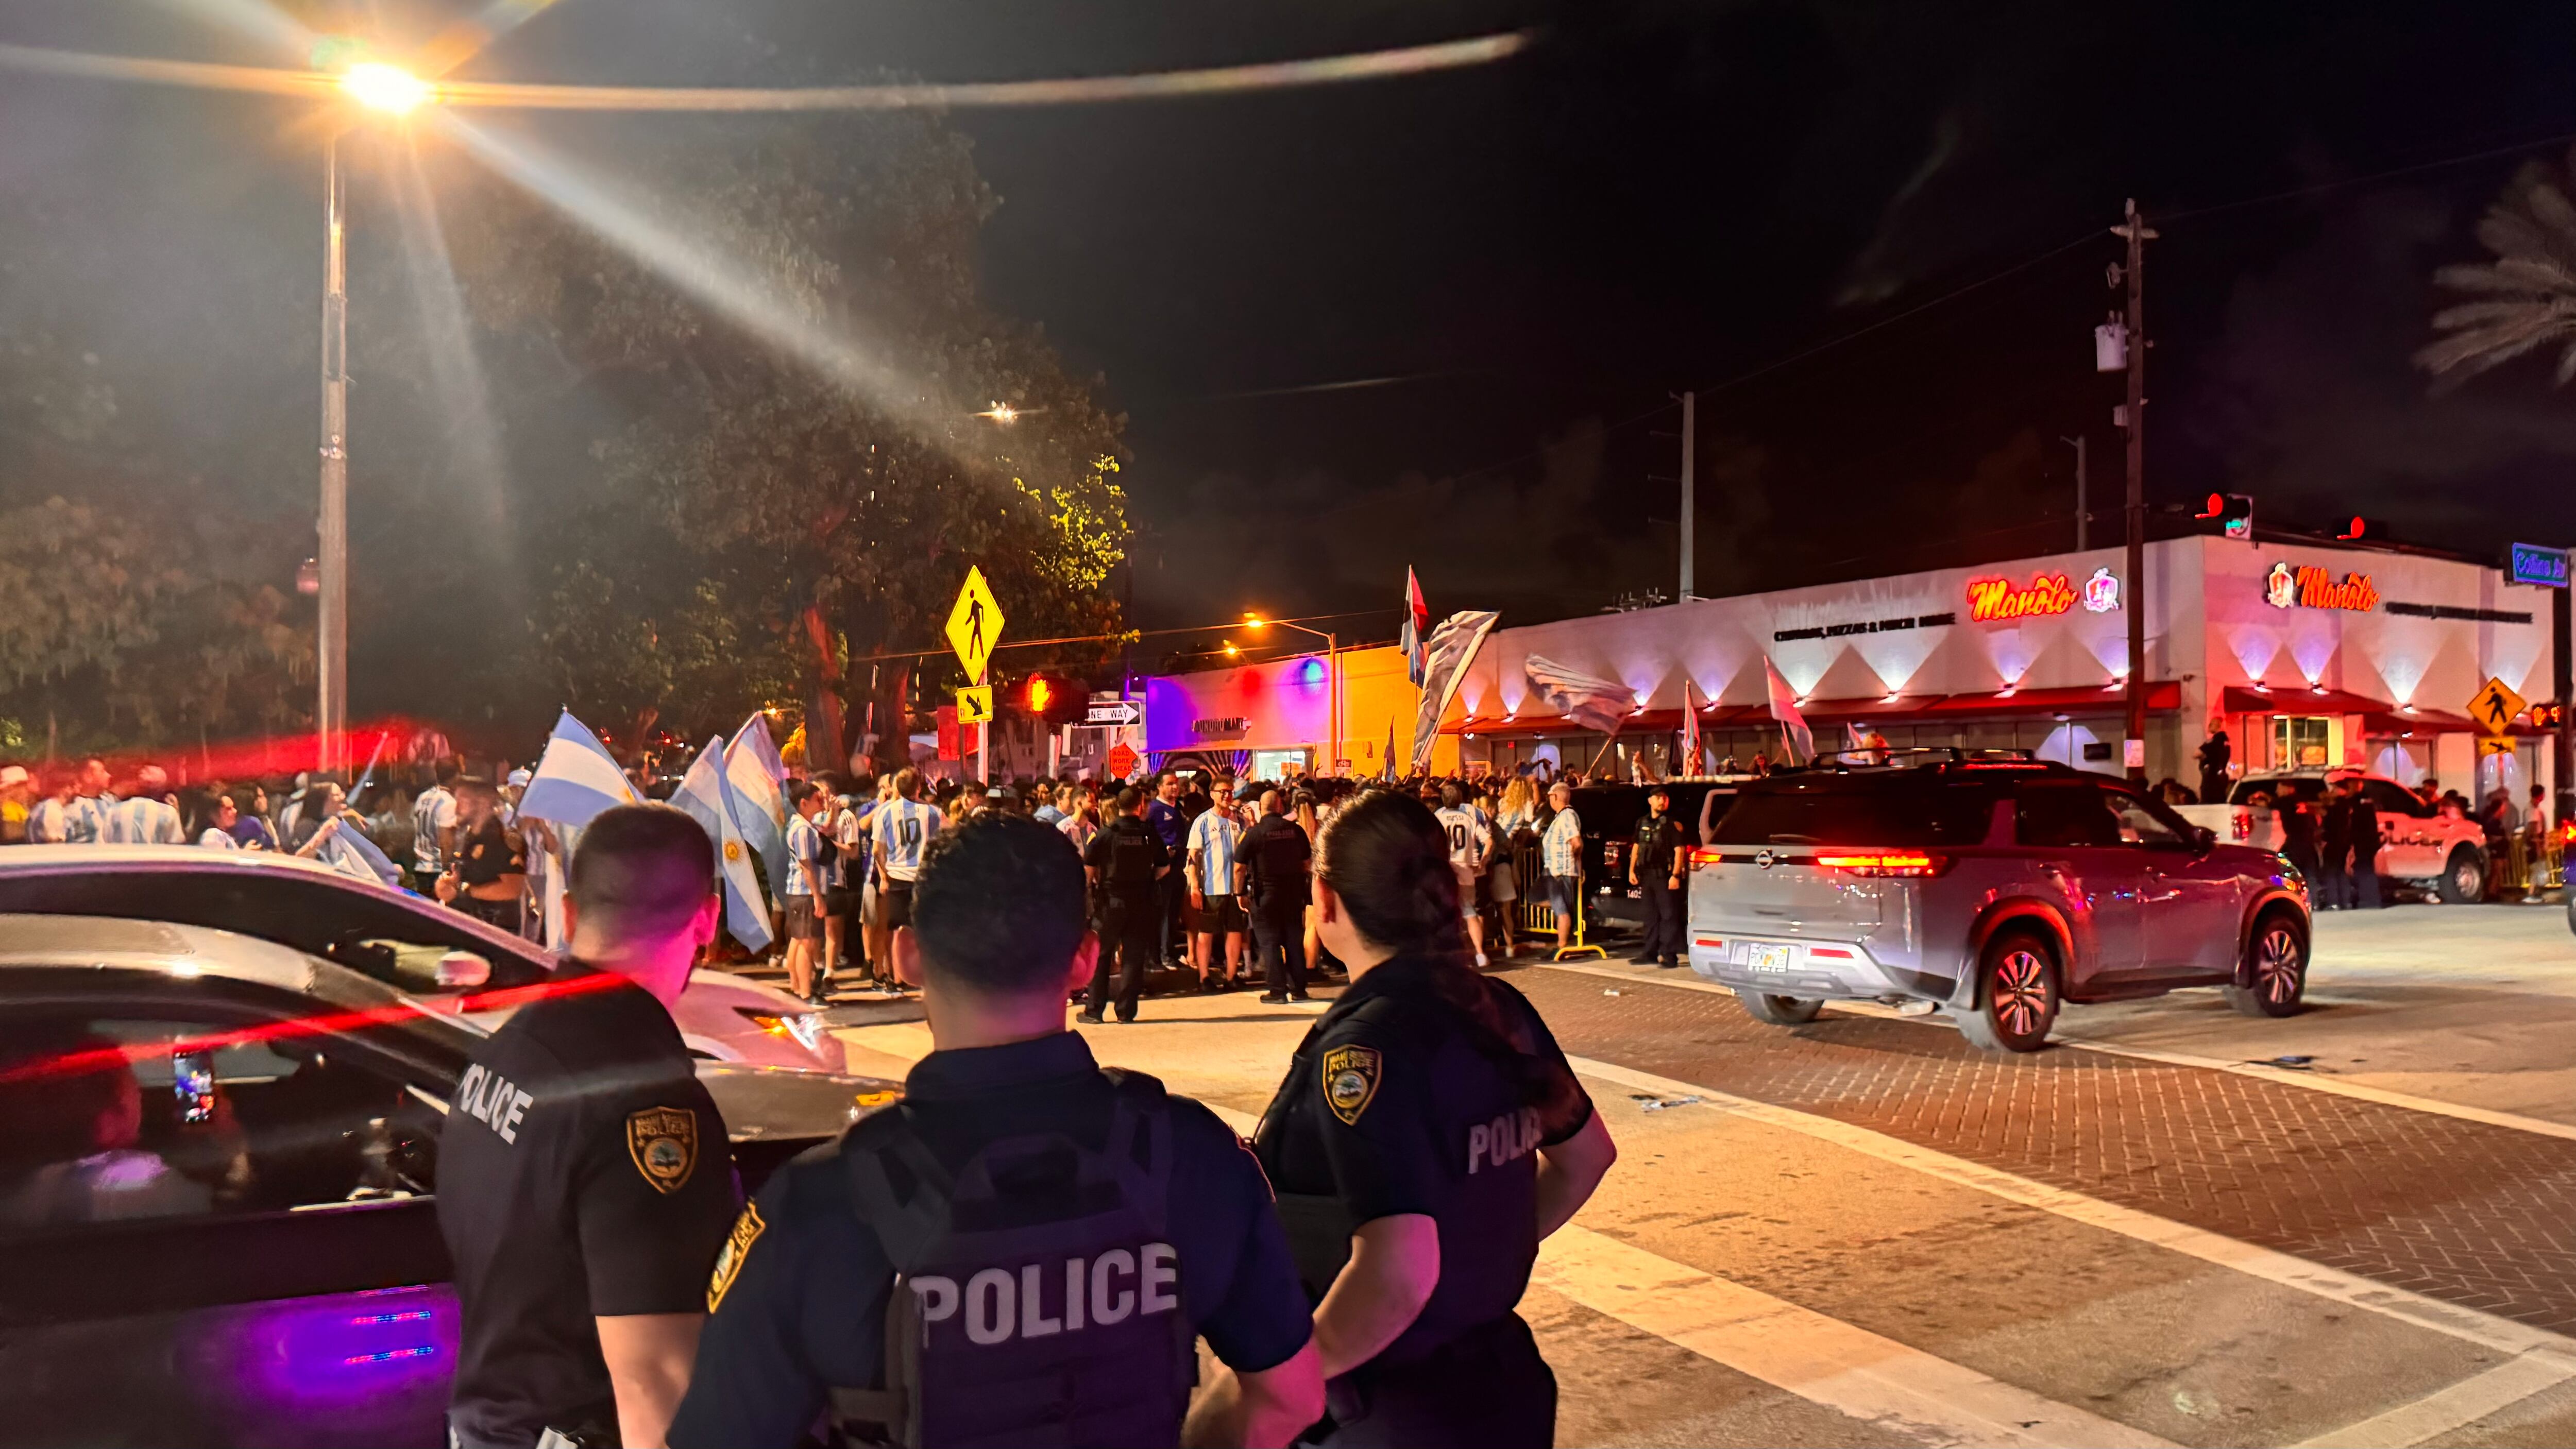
2263,561 -> 2379,612
1967,573 -> 2077,622
1771,612 -> 1954,643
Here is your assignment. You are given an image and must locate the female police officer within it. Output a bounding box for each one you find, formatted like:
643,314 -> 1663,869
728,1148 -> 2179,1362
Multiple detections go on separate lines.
1253,789 -> 1617,1448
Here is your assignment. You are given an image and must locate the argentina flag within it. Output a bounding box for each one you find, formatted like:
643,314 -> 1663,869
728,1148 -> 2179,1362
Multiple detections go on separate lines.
317,819 -> 405,889
519,710 -> 639,828
673,736 -> 774,952
724,712 -> 788,883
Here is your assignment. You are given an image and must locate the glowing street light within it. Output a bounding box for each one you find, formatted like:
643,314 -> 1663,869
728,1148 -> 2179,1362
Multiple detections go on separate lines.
341,61 -> 429,114
975,401 -> 1020,423
1240,611 -> 1341,772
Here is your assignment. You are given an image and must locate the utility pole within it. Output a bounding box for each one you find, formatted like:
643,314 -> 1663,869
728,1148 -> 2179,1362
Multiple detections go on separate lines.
1677,391 -> 1697,601
2061,433 -> 2088,552
2111,198 -> 2156,785
317,138 -> 350,780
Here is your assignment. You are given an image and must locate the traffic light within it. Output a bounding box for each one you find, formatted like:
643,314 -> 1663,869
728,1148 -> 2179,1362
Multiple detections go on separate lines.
2532,702 -> 2567,730
2196,492 -> 2254,539
1022,672 -> 1088,725
2335,515 -> 2388,542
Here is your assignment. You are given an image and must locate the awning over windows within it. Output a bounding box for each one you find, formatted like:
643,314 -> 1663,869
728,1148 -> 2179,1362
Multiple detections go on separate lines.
1448,682 -> 2180,736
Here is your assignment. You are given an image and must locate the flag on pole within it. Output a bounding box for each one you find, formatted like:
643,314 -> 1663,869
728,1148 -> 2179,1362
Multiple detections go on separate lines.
673,736 -> 774,952
1380,718 -> 1398,780
1764,657 -> 1813,764
1523,654 -> 1634,735
724,713 -> 788,884
1681,678 -> 1702,777
1400,568 -> 1431,687
520,710 -> 639,829
1410,610 -> 1500,774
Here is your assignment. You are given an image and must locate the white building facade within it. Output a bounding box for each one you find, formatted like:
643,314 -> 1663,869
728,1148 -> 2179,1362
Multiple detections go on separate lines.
1449,536 -> 2559,798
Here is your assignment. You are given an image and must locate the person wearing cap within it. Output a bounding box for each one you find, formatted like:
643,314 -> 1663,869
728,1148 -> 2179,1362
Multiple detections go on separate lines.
0,764 -> 31,845
1628,784 -> 1687,968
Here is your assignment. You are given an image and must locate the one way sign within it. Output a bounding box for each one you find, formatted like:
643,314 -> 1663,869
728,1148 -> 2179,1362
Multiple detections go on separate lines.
1084,699 -> 1143,727
2468,676 -> 2528,735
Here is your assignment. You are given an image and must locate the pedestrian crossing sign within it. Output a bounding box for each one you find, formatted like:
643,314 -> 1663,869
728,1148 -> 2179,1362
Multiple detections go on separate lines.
2468,676 -> 2527,736
945,566 -> 1004,684
955,685 -> 993,724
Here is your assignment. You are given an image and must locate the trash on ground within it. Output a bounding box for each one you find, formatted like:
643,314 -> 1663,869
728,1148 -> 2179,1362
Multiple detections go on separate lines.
1640,1095 -> 1704,1112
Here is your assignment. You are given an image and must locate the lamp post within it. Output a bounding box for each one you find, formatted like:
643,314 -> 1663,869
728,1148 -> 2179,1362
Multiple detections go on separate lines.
314,57 -> 429,777
1243,615 -> 1340,776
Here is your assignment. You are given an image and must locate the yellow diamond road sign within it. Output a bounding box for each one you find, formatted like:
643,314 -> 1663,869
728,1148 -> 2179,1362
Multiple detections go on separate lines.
945,565 -> 1003,685
955,685 -> 993,724
2469,676 -> 2528,736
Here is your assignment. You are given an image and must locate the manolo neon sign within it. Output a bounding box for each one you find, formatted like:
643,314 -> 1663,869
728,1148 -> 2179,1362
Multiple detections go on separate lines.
2263,561 -> 2378,611
1966,572 -> 2076,622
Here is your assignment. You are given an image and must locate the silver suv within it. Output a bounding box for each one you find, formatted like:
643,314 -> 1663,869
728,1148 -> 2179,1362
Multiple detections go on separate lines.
1686,755 -> 2312,1051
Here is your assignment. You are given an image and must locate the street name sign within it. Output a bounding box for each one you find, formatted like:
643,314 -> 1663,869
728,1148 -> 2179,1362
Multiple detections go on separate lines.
944,566 -> 1003,684
2509,543 -> 2570,589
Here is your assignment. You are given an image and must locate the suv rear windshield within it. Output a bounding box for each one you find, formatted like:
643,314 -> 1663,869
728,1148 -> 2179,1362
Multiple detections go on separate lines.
1710,779 -> 2000,846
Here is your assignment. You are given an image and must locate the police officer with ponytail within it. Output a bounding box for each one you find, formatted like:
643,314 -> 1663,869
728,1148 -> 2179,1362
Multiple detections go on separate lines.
669,813 -> 1323,1449
1253,789 -> 1618,1448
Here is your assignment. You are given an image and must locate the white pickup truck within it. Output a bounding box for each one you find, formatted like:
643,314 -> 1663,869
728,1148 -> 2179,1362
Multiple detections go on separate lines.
2173,769 -> 2491,902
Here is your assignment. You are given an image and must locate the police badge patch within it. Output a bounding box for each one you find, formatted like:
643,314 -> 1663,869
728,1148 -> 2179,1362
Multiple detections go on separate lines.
1320,1045 -> 1381,1127
706,1202 -> 765,1311
626,1106 -> 699,1194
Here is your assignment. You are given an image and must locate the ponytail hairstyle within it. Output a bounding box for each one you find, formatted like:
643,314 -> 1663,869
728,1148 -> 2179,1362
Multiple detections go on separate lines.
1316,791 -> 1584,1125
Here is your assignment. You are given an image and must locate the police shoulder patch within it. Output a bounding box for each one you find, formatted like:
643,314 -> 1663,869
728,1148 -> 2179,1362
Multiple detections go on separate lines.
1320,1044 -> 1382,1126
706,1202 -> 765,1311
625,1106 -> 699,1194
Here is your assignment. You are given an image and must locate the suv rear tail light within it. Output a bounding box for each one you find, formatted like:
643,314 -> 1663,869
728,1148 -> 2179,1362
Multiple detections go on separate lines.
1813,850 -> 1950,878
2229,808 -> 2251,841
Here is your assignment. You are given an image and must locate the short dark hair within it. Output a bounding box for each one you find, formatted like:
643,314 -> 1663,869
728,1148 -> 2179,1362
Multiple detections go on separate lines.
912,813 -> 1088,995
568,804 -> 715,941
1115,787 -> 1142,814
434,761 -> 460,786
785,780 -> 818,808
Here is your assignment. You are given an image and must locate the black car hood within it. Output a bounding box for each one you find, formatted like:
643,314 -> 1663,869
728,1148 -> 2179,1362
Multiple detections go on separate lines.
697,1063 -> 901,1145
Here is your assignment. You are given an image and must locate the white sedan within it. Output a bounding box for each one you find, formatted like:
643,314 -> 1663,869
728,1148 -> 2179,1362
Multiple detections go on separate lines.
0,845 -> 839,1071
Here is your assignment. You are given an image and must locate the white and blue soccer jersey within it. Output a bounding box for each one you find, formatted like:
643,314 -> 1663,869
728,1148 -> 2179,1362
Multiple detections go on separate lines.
784,813 -> 824,898
870,798 -> 945,883
1187,808 -> 1245,896
28,796 -> 101,844
103,795 -> 187,845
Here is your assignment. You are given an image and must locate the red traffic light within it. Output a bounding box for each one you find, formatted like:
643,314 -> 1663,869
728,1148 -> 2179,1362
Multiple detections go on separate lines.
2196,493 -> 2225,519
2335,516 -> 2387,542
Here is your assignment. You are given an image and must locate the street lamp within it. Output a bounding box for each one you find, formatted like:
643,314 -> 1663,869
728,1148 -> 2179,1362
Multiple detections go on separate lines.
1243,613 -> 1341,776
312,54 -> 428,776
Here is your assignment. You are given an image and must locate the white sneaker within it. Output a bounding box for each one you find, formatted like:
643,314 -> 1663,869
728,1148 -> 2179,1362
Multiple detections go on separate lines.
1476,952 -> 1489,968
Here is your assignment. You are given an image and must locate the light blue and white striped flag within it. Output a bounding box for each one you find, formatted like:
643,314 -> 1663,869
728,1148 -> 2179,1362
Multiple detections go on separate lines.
318,820 -> 406,889
724,713 -> 788,884
520,710 -> 639,828
673,736 -> 773,952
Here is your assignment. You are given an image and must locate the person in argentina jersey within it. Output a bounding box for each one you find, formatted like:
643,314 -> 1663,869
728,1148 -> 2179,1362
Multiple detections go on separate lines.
869,767 -> 946,936
1187,788 -> 1250,991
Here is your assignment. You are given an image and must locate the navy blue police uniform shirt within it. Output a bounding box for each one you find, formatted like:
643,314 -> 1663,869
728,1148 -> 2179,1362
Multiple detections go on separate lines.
668,1031 -> 1313,1449
437,964 -> 740,1447
1255,956 -> 1594,1365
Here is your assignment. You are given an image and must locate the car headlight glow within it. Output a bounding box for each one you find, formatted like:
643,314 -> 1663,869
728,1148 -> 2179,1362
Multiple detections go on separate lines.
742,1010 -> 825,1053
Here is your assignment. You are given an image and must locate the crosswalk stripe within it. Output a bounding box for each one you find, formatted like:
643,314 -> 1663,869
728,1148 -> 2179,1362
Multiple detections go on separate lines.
1535,1224 -> 2177,1449
2294,1351 -> 2576,1448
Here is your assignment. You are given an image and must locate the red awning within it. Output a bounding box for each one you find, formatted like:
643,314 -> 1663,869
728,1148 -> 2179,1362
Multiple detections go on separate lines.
1449,683 -> 2179,736
2220,686 -> 2391,716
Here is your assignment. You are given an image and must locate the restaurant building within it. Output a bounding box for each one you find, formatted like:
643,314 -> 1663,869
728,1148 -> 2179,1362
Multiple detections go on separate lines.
1446,535 -> 2561,799
1142,645 -> 1459,780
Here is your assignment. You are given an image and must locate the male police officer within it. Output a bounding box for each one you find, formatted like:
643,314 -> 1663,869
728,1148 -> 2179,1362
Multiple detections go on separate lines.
439,805 -> 741,1449
1081,787 -> 1170,1024
668,813 -> 1324,1449
1629,783 -> 1687,968
1238,788 -> 1313,1004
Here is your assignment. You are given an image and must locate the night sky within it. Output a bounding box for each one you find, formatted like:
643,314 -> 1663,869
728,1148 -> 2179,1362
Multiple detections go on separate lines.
12,0 -> 2576,661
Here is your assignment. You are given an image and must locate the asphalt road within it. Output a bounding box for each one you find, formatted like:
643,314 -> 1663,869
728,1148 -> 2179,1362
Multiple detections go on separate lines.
803,901 -> 2576,1447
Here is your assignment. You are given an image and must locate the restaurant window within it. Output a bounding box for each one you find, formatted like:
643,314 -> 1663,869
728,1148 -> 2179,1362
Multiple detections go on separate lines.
2272,715 -> 2331,769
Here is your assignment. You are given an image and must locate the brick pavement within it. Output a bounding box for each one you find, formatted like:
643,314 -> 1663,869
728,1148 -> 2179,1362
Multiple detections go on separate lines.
1516,967 -> 2576,1333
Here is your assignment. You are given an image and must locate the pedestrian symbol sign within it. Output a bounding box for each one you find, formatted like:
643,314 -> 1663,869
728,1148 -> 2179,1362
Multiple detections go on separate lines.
945,566 -> 1004,684
956,685 -> 993,724
2468,676 -> 2527,735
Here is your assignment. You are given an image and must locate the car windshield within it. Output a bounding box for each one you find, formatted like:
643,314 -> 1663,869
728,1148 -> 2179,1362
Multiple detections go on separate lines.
1711,780 -> 2000,846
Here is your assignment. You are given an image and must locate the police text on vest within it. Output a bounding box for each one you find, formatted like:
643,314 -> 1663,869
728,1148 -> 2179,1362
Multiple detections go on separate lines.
909,1244 -> 1180,1346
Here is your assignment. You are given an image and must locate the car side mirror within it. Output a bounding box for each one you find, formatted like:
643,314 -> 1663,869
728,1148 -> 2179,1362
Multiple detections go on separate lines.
435,951 -> 492,988
2191,826 -> 2217,851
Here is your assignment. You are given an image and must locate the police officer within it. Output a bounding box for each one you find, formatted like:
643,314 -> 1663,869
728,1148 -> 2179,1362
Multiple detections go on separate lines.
1629,783 -> 1687,968
1253,790 -> 1618,1448
439,776 -> 529,935
668,813 -> 1324,1449
1238,788 -> 1314,1004
438,805 -> 742,1449
1080,787 -> 1170,1024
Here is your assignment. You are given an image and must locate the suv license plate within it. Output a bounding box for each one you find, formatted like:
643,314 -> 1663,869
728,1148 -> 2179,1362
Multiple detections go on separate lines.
1749,943 -> 1794,973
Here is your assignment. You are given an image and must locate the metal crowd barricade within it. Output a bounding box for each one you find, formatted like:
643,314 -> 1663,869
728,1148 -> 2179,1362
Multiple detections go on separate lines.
2501,829 -> 2565,901
1509,840 -> 1606,960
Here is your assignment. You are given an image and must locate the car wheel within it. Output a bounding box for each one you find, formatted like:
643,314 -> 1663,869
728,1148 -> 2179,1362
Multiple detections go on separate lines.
1735,987 -> 1824,1026
2222,911 -> 2307,1018
1956,929 -> 2059,1053
2437,847 -> 2487,905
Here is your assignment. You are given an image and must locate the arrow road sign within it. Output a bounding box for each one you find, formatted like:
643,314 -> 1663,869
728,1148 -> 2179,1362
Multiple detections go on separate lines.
2469,676 -> 2528,735
956,685 -> 993,724
1084,700 -> 1143,727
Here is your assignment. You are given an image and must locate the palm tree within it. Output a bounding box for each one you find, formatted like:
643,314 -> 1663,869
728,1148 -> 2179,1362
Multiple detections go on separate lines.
2417,147 -> 2576,389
